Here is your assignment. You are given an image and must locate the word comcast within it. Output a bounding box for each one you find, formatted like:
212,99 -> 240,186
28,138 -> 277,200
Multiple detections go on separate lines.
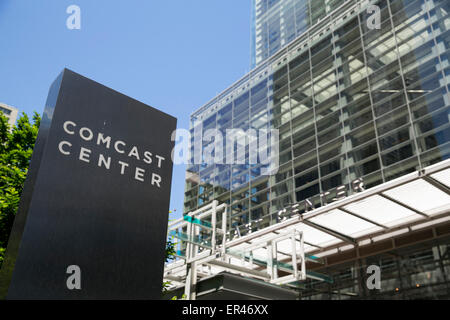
58,120 -> 167,188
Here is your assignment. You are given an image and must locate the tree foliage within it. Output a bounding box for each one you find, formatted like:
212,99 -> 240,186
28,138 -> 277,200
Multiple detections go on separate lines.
0,112 -> 40,267
163,227 -> 177,291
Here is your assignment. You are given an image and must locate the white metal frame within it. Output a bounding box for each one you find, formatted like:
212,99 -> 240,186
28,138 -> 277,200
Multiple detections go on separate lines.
164,159 -> 450,299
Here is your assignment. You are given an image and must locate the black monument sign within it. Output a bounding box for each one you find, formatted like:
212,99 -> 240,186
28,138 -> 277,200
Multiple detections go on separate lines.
0,69 -> 176,299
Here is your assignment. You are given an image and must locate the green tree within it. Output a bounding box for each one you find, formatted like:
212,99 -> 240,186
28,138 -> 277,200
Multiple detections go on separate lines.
0,112 -> 40,267
163,214 -> 177,291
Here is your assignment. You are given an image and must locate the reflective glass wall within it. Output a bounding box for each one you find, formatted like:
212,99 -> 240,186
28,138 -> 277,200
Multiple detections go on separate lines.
301,236 -> 450,300
251,0 -> 349,68
186,0 -> 450,240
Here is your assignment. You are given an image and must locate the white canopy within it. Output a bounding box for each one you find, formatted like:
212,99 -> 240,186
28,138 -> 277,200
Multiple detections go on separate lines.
227,159 -> 450,261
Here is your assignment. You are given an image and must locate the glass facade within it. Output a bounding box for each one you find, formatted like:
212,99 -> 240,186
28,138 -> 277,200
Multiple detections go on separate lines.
251,0 -> 349,68
301,236 -> 450,300
185,0 -> 450,241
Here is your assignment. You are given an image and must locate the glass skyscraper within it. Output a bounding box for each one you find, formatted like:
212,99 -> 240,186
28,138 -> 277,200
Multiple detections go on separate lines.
251,0 -> 349,68
172,0 -> 450,300
184,0 -> 450,240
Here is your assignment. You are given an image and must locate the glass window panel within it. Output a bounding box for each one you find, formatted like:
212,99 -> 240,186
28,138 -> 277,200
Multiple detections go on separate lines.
337,53 -> 367,91
289,51 -> 310,81
317,110 -> 341,133
234,92 -> 250,118
318,125 -> 342,146
320,155 -> 346,177
419,140 -> 450,166
344,108 -> 373,131
373,91 -> 407,117
410,87 -> 448,119
270,162 -> 293,184
315,96 -> 339,121
321,170 -> 348,191
251,203 -> 270,221
292,116 -> 316,144
346,122 -> 376,148
271,180 -> 293,199
360,170 -> 383,189
352,157 -> 381,177
417,125 -> 450,152
280,149 -> 292,165
405,72 -> 445,102
271,194 -> 293,212
376,106 -> 410,135
251,79 -> 268,105
296,183 -> 320,202
295,168 -> 319,189
251,98 -> 268,116
381,142 -> 415,166
400,40 -> 437,75
341,94 -> 372,117
384,156 -> 419,181
379,126 -> 412,151
414,108 -> 450,136
319,137 -> 344,162
349,141 -> 379,163
363,28 -> 398,75
294,150 -> 318,174
394,13 -> 431,60
390,0 -> 425,17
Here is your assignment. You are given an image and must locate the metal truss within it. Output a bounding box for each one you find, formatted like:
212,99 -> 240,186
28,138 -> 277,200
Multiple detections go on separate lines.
164,159 -> 450,299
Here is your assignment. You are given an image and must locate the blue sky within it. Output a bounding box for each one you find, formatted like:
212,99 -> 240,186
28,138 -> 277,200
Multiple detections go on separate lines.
0,0 -> 251,219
